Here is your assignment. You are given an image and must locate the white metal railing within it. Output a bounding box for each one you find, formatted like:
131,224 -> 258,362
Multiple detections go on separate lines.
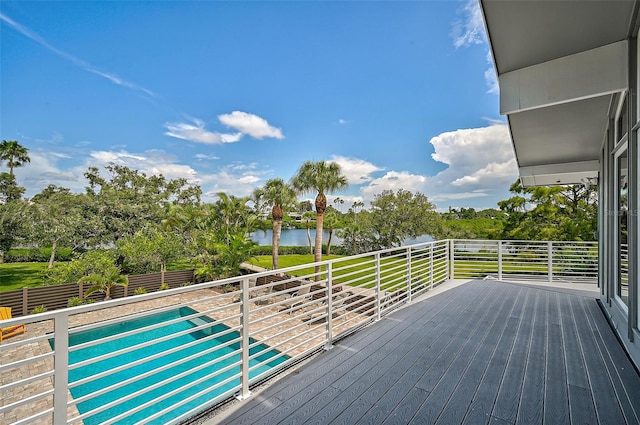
0,239 -> 597,424
451,239 -> 598,283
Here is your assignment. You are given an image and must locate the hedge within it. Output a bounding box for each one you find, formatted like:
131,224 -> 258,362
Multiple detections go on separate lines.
250,245 -> 348,256
5,247 -> 74,263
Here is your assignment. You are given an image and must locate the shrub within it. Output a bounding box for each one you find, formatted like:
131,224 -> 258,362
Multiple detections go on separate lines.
44,250 -> 117,286
250,245 -> 348,256
134,287 -> 147,295
31,305 -> 47,314
159,282 -> 169,291
5,247 -> 74,263
67,297 -> 95,307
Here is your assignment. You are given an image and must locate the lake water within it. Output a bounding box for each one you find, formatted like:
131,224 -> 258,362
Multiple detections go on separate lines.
249,228 -> 433,247
250,229 -> 339,246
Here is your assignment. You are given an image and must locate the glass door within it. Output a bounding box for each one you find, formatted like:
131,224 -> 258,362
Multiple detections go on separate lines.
615,144 -> 629,308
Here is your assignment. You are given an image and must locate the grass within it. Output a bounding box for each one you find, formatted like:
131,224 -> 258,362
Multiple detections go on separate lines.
249,254 -> 449,291
0,262 -> 50,291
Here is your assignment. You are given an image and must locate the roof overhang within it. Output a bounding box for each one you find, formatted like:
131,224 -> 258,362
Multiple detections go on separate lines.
480,0 -> 638,186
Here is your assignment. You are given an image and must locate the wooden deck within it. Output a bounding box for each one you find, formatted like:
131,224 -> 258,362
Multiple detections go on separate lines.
215,279 -> 640,425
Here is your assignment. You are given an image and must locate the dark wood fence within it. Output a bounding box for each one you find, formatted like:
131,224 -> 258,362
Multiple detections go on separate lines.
0,269 -> 194,317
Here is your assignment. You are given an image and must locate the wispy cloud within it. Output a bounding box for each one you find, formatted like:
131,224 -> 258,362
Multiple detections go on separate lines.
218,111 -> 284,139
195,153 -> 220,161
450,1 -> 498,95
164,118 -> 243,144
338,118 -> 350,125
0,12 -> 156,97
484,51 -> 499,94
450,0 -> 485,49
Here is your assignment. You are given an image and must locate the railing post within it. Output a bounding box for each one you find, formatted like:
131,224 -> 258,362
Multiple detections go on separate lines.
498,241 -> 503,281
325,264 -> 334,350
53,314 -> 69,424
429,244 -> 434,289
375,253 -> 382,321
449,239 -> 455,279
407,247 -> 412,303
237,277 -> 251,400
22,286 -> 28,316
548,241 -> 553,283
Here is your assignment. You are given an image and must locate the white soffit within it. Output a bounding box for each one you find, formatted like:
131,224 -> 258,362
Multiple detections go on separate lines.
519,160 -> 599,187
508,95 -> 611,167
481,0 -> 637,186
499,41 -> 628,115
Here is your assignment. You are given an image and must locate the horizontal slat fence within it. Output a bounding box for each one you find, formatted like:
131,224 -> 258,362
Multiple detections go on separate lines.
0,269 -> 194,317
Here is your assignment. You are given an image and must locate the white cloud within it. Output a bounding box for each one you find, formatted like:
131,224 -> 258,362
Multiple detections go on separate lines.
353,124 -> 517,209
451,1 -> 499,95
484,51 -> 499,94
361,171 -> 427,200
330,155 -> 383,185
195,153 -> 220,161
451,0 -> 485,49
14,151 -> 87,196
164,119 -> 243,145
451,158 -> 517,187
338,119 -> 350,125
425,124 -> 517,201
238,175 -> 260,184
218,111 -> 284,139
90,151 -> 147,164
198,164 -> 269,200
15,146 -> 274,202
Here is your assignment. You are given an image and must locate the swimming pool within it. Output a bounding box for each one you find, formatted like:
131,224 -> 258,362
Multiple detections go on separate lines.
52,307 -> 288,424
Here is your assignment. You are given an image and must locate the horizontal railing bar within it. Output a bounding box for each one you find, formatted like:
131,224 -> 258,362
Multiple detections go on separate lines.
0,352 -> 54,373
0,389 -> 54,414
0,370 -> 54,393
69,314 -> 237,370
69,326 -> 241,391
12,408 -> 53,425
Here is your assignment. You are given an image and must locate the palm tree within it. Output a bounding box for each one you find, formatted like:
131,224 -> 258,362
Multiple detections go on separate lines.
291,161 -> 348,276
253,178 -> 297,269
0,140 -> 30,176
302,211 -> 315,255
324,210 -> 339,255
79,266 -> 129,300
214,192 -> 254,244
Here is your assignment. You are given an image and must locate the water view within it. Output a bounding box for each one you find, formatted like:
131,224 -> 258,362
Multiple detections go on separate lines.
249,229 -> 432,247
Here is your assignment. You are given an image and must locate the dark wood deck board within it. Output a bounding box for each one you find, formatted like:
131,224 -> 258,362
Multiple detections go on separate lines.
516,290 -> 546,425
572,297 -> 626,424
585,300 -> 640,424
543,292 -> 570,425
433,285 -> 520,425
491,289 -> 538,423
353,283 -> 499,424
544,318 -> 570,424
219,280 -> 640,425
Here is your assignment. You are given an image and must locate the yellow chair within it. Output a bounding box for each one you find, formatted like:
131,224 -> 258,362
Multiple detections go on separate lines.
1,307 -> 26,341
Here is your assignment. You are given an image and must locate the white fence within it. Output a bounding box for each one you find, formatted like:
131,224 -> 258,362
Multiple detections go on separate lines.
0,239 -> 597,424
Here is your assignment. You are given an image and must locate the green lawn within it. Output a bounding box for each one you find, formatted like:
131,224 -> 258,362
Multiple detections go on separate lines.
0,262 -> 50,292
249,254 -> 448,291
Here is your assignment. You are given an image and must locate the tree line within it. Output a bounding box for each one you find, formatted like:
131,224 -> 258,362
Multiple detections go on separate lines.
1,140 -> 597,290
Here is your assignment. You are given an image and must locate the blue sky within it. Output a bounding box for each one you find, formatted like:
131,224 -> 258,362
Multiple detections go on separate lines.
0,0 -> 517,211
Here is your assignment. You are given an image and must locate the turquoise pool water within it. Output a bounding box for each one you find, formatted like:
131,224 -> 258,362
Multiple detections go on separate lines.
52,307 -> 288,424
